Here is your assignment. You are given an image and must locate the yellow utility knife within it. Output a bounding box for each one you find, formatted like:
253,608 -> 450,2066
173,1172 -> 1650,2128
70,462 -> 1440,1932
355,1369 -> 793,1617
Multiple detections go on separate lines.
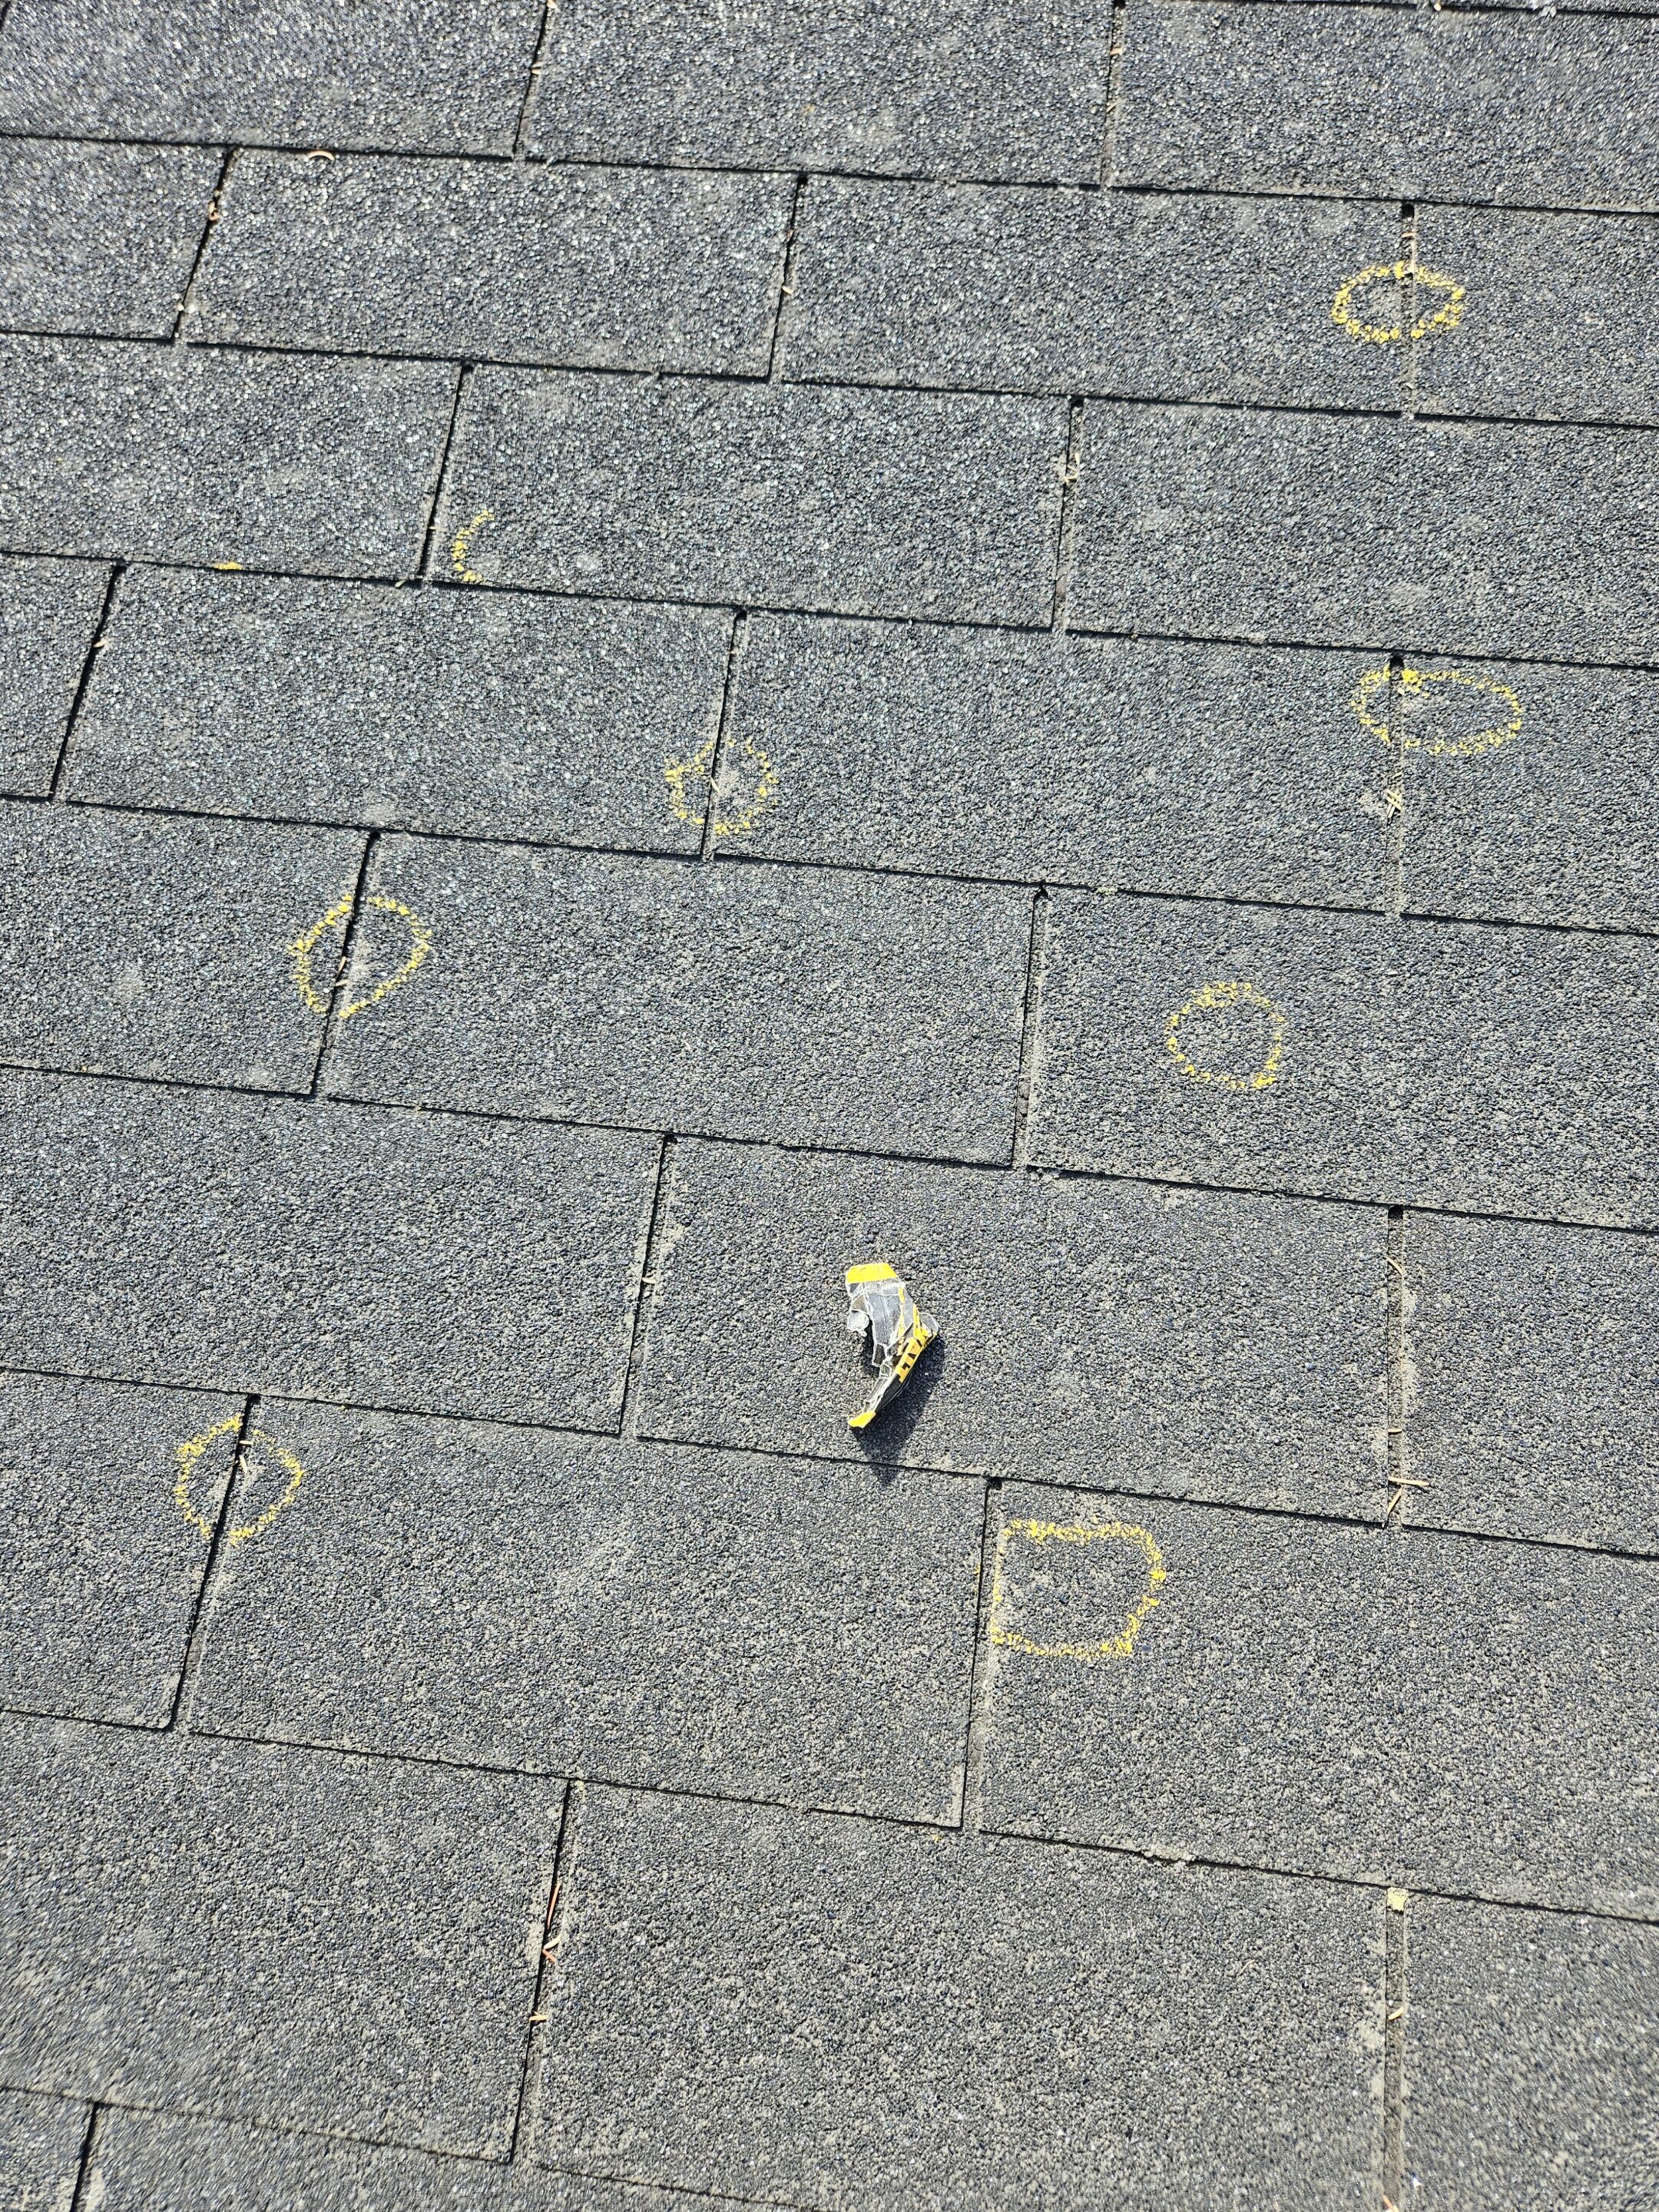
844,1261 -> 938,1430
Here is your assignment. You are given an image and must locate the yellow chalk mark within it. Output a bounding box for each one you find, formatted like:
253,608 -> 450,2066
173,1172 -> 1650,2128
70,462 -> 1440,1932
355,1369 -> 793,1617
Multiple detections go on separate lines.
289,892 -> 434,1020
1165,981 -> 1288,1094
1331,260 -> 1465,346
451,508 -> 494,583
664,738 -> 715,828
988,1518 -> 1167,1663
663,732 -> 780,837
175,1419 -> 306,1548
339,895 -> 434,1018
290,894 -> 353,1015
1350,665 -> 1523,759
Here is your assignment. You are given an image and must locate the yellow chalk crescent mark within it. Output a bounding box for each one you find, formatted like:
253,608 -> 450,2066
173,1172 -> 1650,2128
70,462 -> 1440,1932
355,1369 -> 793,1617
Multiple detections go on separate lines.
1350,665 -> 1524,759
289,892 -> 434,1020
988,1518 -> 1167,1663
176,1418 -> 306,1548
290,894 -> 353,1015
664,732 -> 780,837
1165,980 -> 1289,1094
1331,260 -> 1465,345
451,508 -> 494,583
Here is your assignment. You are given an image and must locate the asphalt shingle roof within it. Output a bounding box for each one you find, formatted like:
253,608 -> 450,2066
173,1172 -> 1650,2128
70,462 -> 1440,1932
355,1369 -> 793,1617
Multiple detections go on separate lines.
0,4 -> 1654,2208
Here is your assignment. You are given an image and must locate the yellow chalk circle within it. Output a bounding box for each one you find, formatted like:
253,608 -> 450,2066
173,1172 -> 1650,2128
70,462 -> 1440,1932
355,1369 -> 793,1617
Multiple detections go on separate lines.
289,892 -> 434,1020
664,732 -> 780,837
1331,260 -> 1465,346
451,507 -> 493,583
989,1518 -> 1167,1663
1350,665 -> 1523,759
176,1418 -> 306,1548
1165,980 -> 1288,1094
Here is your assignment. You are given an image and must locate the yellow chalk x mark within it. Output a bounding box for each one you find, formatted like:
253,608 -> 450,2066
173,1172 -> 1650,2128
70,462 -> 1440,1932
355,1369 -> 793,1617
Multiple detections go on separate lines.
1350,665 -> 1523,759
1331,260 -> 1465,345
451,508 -> 494,583
1165,981 -> 1288,1094
175,1419 -> 306,1548
664,732 -> 780,837
289,892 -> 434,1020
988,1518 -> 1167,1662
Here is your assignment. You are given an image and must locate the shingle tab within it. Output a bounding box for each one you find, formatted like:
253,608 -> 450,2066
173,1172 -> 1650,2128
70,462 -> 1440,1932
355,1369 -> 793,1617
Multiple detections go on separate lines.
1414,204 -> 1659,429
0,0 -> 545,156
1405,1899 -> 1659,2209
68,568 -> 732,853
435,370 -> 1068,624
0,1372 -> 242,1725
1395,655 -> 1659,934
0,138 -> 220,339
637,1140 -> 1386,1518
981,1485 -> 1659,1914
0,800 -> 362,1088
723,614 -> 1386,906
326,839 -> 1031,1161
1114,2 -> 1659,210
1068,403 -> 1659,665
91,2108 -> 700,2212
191,1405 -> 979,1823
0,1075 -> 658,1425
528,0 -> 1116,184
1406,1213 -> 1658,1554
197,154 -> 793,376
0,555 -> 109,796
534,1788 -> 1382,2209
783,177 -> 1401,409
0,2087 -> 88,2211
1029,892 -> 1658,1226
0,337 -> 457,574
0,1718 -> 560,2153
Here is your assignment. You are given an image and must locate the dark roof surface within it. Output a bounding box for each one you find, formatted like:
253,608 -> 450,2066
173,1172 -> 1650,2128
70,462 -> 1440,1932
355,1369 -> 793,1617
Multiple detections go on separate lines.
0,4 -> 1654,2208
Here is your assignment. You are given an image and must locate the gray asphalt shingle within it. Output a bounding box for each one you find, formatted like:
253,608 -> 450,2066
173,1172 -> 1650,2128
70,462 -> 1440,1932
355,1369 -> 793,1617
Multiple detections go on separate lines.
528,0 -> 1117,184
197,153 -> 793,375
90,2108 -> 699,2212
0,800 -> 362,1088
1114,2 -> 1659,209
0,1718 -> 560,2153
720,616 -> 1386,906
0,1075 -> 658,1425
534,1789 -> 1382,2210
637,1140 -> 1386,1518
783,177 -> 1402,409
0,554 -> 108,795
1404,1900 -> 1659,2207
0,337 -> 457,574
434,370 -> 1068,623
325,839 -> 1031,1160
1406,1213 -> 1658,1554
0,2088 -> 88,2210
1030,893 -> 1658,1225
1395,655 -> 1659,935
190,1404 -> 980,1822
68,567 -> 733,852
0,137 -> 220,338
981,1485 -> 1659,1916
0,0 -> 545,154
1414,204 -> 1659,429
0,1371 -> 240,1725
1068,403 -> 1659,664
